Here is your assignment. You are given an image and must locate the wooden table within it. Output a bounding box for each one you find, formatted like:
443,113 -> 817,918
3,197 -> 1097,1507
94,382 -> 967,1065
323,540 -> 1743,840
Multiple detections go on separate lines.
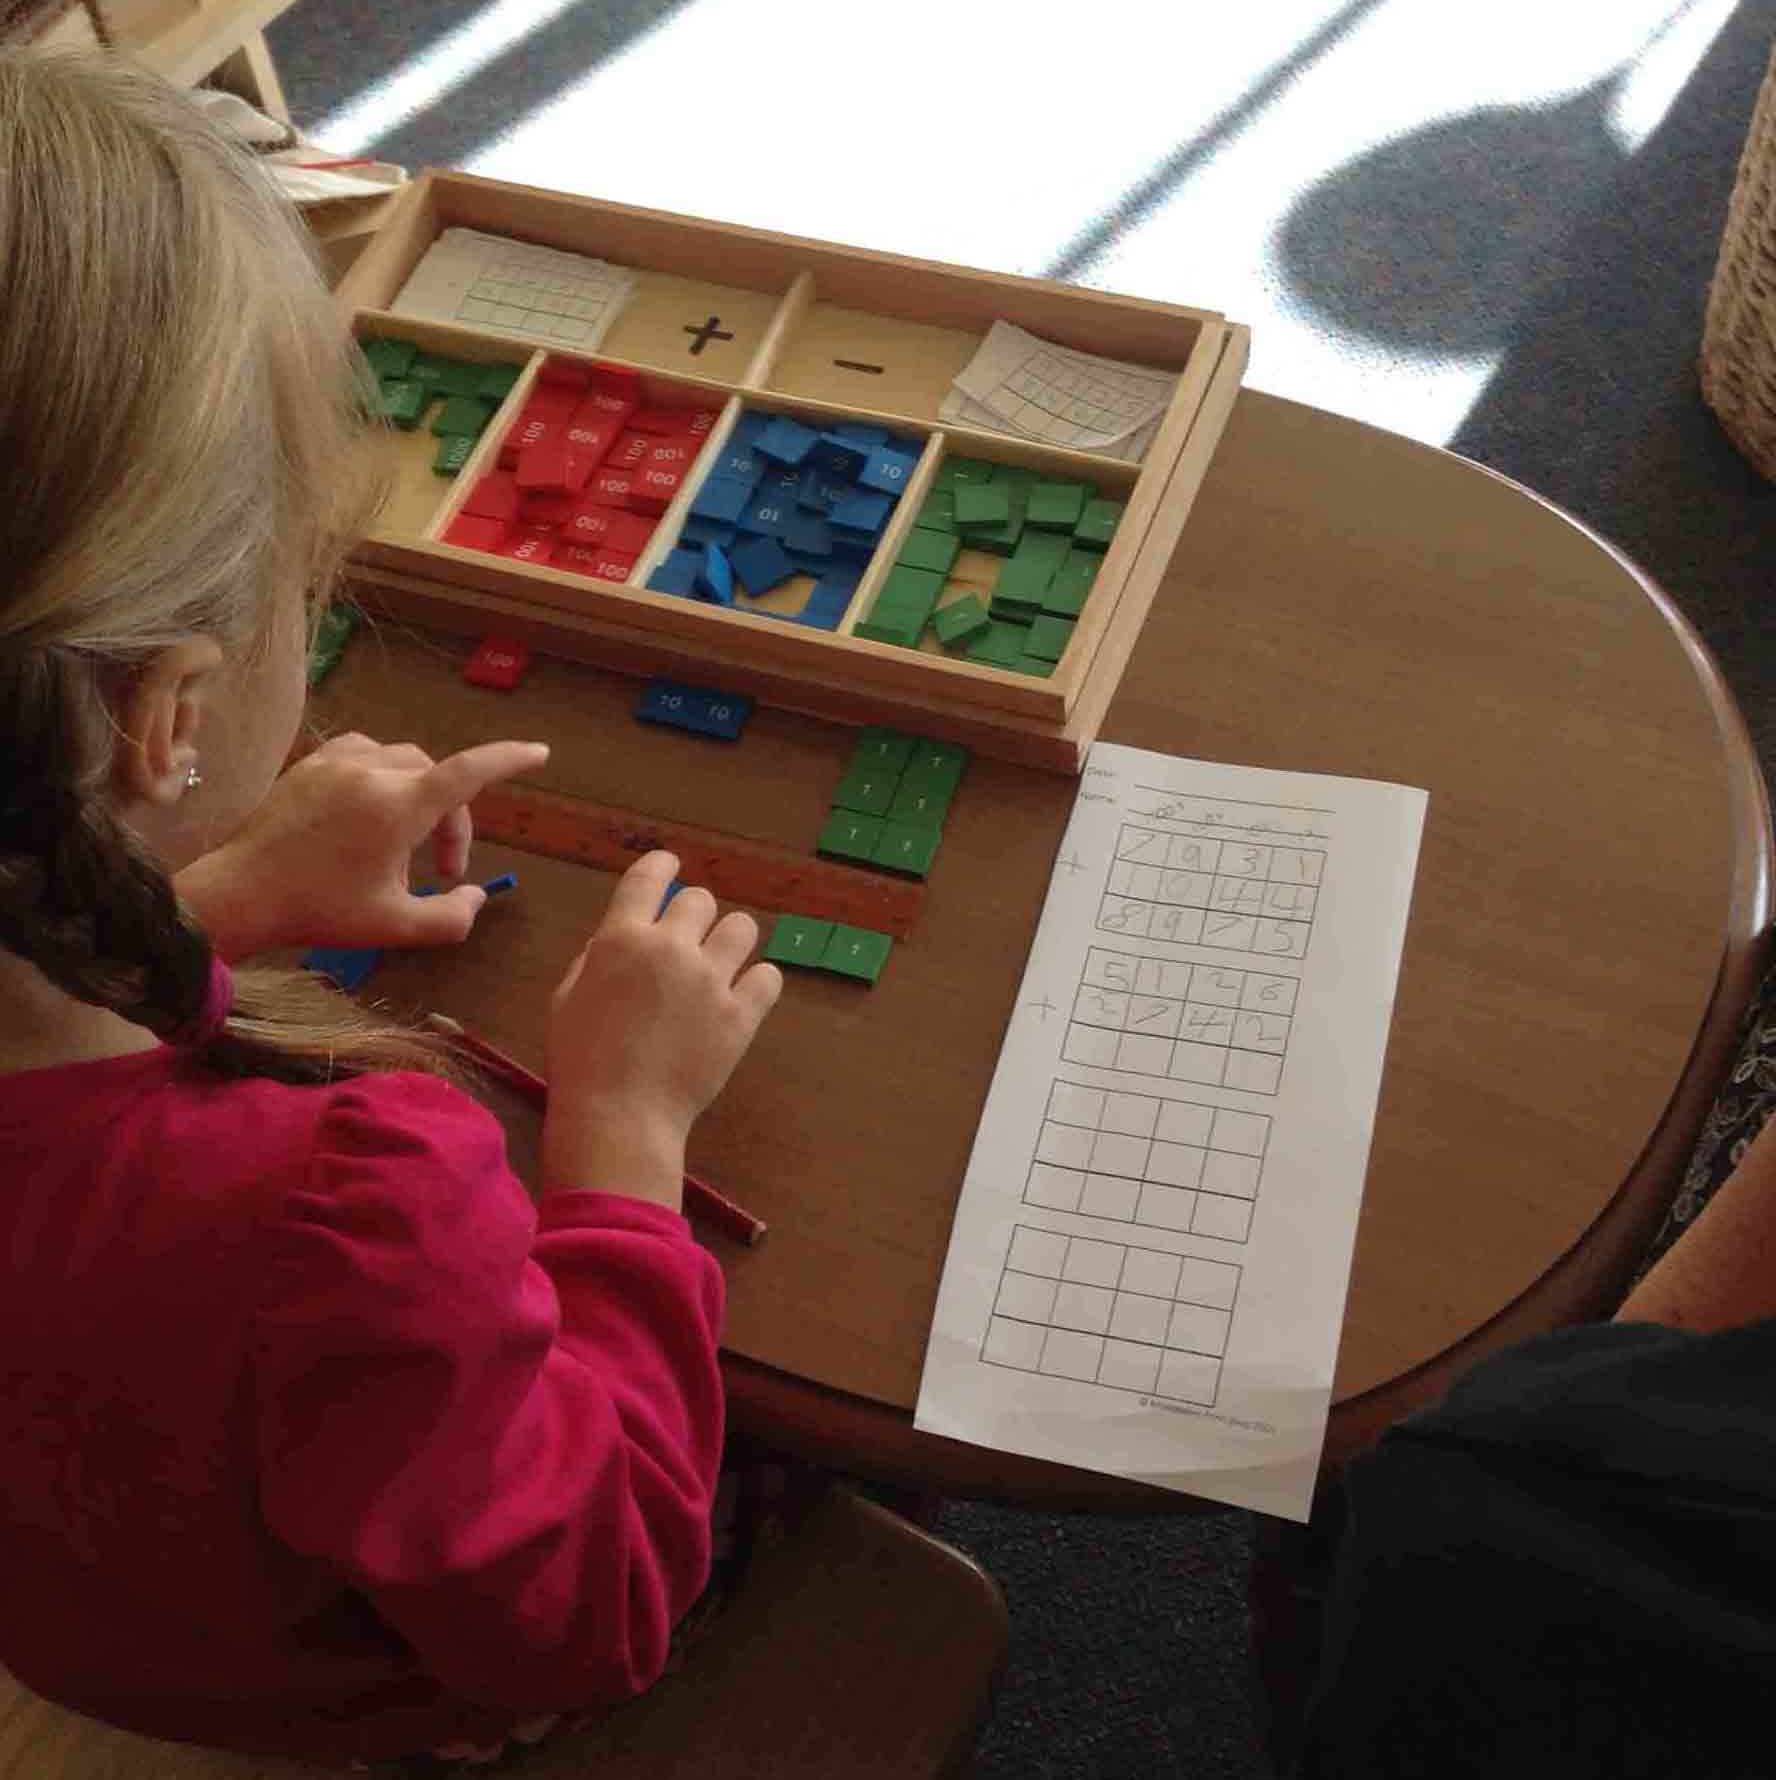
322,390 -> 1771,1511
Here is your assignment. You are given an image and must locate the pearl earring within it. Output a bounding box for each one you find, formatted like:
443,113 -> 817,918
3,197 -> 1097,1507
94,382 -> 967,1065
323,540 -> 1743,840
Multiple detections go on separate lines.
185,765 -> 203,791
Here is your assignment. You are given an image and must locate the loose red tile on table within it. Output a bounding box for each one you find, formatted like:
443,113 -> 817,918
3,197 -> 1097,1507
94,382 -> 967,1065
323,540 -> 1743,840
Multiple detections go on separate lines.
463,636 -> 532,690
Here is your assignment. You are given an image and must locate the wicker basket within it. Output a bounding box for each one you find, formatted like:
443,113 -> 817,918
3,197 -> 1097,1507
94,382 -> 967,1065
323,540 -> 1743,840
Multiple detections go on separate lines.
1702,38 -> 1776,480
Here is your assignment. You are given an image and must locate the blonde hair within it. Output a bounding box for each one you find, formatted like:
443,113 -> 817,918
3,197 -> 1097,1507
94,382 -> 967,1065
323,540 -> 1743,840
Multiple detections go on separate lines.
0,51 -> 450,1082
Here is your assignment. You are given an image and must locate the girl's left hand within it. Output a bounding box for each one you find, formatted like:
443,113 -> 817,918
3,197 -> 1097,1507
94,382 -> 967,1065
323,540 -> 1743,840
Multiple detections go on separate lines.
175,733 -> 551,960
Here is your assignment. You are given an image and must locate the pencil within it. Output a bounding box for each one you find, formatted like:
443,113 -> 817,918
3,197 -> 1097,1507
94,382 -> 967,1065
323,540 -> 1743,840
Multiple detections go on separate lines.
423,1013 -> 768,1247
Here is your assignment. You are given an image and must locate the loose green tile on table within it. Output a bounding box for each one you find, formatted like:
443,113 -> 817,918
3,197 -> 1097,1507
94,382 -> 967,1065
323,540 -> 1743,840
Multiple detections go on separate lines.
832,764 -> 900,816
821,924 -> 894,984
306,601 -> 359,687
763,914 -> 836,967
870,822 -> 940,877
900,739 -> 970,798
849,727 -> 916,776
817,810 -> 886,861
887,776 -> 954,829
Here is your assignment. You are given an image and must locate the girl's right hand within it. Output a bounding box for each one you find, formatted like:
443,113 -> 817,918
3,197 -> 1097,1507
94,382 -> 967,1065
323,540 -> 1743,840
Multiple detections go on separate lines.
542,851 -> 782,1208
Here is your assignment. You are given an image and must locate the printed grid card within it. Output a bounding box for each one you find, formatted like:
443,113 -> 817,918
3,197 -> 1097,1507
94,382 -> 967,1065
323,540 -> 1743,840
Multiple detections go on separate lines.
914,743 -> 1427,1521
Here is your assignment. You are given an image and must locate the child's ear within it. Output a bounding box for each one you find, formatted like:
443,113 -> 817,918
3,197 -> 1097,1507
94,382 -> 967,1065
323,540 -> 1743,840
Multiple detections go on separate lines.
112,637 -> 225,808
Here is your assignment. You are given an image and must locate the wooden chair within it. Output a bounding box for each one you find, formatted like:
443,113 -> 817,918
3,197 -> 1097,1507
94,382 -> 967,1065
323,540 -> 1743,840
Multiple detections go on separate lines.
0,1485 -> 1008,1780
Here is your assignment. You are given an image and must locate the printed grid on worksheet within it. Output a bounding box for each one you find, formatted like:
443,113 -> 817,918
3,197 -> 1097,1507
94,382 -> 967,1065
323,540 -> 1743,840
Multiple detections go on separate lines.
450,241 -> 630,342
986,349 -> 1175,441
1097,823 -> 1325,960
1025,1079 -> 1271,1244
982,1224 -> 1242,1405
1063,947 -> 1296,1096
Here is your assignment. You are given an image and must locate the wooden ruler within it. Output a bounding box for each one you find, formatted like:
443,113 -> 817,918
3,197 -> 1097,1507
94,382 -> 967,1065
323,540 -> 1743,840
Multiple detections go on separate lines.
472,783 -> 925,938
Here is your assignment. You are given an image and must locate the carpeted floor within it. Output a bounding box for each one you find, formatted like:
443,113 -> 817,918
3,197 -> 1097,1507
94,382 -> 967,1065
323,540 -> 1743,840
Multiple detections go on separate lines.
266,5 -> 1776,1774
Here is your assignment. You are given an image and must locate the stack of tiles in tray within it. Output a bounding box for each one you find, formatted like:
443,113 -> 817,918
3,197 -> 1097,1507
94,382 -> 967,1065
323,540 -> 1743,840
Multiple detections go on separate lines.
440,357 -> 717,584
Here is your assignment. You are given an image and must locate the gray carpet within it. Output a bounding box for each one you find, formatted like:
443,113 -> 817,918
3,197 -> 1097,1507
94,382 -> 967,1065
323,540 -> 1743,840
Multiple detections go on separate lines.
265,5 -> 1776,1774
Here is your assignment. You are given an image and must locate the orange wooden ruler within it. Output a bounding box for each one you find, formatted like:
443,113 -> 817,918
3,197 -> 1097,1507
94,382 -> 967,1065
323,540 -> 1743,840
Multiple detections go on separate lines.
472,783 -> 925,938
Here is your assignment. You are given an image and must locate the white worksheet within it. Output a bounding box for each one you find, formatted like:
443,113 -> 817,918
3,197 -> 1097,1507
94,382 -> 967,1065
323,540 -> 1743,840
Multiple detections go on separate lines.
915,744 -> 1427,1521
390,227 -> 637,351
940,320 -> 1177,459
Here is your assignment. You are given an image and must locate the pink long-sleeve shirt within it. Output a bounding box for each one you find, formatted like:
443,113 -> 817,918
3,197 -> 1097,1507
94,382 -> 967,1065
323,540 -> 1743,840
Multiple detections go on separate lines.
0,1041 -> 725,1764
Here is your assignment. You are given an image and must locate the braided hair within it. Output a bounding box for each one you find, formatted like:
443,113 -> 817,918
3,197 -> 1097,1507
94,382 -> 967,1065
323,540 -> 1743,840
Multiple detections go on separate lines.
0,52 -> 448,1083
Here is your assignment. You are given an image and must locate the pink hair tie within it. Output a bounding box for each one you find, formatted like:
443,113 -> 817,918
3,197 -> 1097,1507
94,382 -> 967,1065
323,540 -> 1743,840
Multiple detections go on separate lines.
169,956 -> 235,1046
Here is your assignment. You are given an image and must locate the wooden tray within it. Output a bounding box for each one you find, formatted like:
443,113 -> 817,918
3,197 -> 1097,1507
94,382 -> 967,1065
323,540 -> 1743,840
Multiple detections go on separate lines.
336,171 -> 1249,771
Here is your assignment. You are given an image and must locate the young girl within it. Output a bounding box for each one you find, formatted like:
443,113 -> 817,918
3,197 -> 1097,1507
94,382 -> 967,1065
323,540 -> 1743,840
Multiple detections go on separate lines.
0,50 -> 781,1769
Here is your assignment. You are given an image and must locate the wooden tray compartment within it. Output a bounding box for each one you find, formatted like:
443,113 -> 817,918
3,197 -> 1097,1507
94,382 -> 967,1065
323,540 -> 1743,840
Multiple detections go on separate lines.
337,171 -> 1249,771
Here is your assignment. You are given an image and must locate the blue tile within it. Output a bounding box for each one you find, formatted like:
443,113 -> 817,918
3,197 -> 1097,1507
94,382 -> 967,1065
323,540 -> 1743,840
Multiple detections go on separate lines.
829,489 -> 894,534
690,473 -> 754,525
646,547 -> 702,595
754,414 -> 821,465
783,512 -> 833,557
303,946 -> 383,991
859,445 -> 918,497
729,535 -> 796,595
697,543 -> 735,605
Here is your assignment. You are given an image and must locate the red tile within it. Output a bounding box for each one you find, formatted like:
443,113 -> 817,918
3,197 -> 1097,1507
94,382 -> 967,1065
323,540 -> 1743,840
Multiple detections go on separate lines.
462,471 -> 519,524
557,543 -> 637,582
629,405 -> 690,435
496,527 -> 557,566
608,430 -> 653,470
536,356 -> 591,390
587,467 -> 636,508
442,513 -> 507,552
519,491 -> 576,527
463,636 -> 531,690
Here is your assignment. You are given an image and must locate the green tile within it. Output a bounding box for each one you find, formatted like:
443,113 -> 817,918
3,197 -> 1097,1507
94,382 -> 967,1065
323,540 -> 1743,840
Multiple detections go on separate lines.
897,527 -> 961,575
991,593 -> 1044,622
854,618 -> 922,649
1012,653 -> 1057,677
877,563 -> 945,611
887,775 -> 954,830
871,821 -> 940,877
917,488 -> 958,532
901,738 -> 970,795
306,601 -> 359,688
410,353 -> 483,398
932,594 -> 991,648
476,362 -> 523,401
820,924 -> 894,985
832,765 -> 899,816
1026,480 -> 1090,530
937,456 -> 996,489
432,434 -> 475,477
952,484 -> 1010,527
966,620 -> 1029,668
955,498 -> 1025,553
994,557 -> 1055,603
1074,497 -> 1123,548
1025,614 -> 1077,662
817,810 -> 885,861
432,394 -> 495,438
378,378 -> 428,430
1011,530 -> 1071,576
850,727 -> 916,776
763,914 -> 836,968
991,463 -> 1040,493
1043,550 -> 1099,618
362,336 -> 416,379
